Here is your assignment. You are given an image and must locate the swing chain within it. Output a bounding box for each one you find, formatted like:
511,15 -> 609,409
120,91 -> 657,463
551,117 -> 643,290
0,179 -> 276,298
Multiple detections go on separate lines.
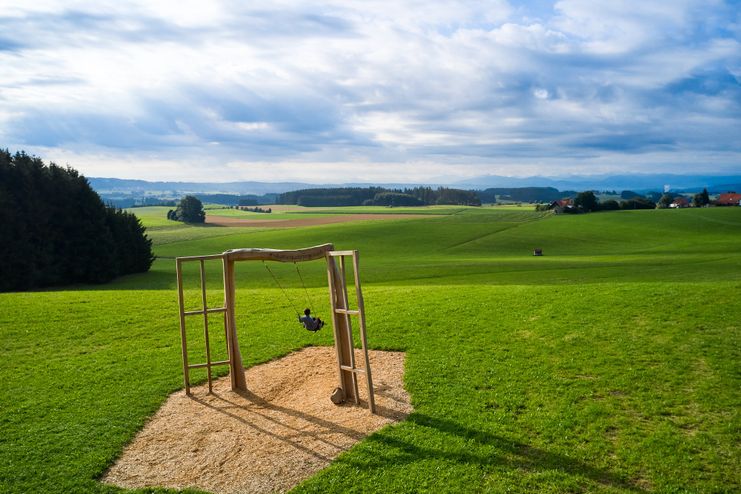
295,262 -> 316,310
263,261 -> 317,318
263,261 -> 301,317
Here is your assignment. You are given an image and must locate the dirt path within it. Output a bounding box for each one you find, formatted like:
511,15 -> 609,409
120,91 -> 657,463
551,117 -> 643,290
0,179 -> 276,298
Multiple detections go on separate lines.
206,213 -> 433,228
103,347 -> 411,494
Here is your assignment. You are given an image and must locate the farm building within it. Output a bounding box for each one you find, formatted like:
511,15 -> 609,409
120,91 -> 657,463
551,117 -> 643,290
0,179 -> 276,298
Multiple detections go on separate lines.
716,192 -> 741,206
670,196 -> 690,208
548,198 -> 575,213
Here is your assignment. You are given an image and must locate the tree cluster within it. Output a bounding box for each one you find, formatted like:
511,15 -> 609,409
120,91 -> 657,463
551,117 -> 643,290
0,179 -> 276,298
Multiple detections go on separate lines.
363,192 -> 424,207
657,193 -> 675,208
167,195 -> 206,223
610,191 -> 655,209
237,206 -> 272,213
574,190 -> 656,213
130,199 -> 176,208
278,186 -> 480,207
693,188 -> 710,207
619,197 -> 657,210
620,190 -> 641,199
550,191 -> 657,213
194,193 -> 275,206
278,187 -> 384,206
425,187 -> 481,206
0,150 -> 154,292
478,187 -> 575,204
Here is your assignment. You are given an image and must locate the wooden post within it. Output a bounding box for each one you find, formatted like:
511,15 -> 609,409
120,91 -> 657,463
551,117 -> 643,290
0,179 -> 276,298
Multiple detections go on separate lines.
223,257 -> 247,391
176,259 -> 191,395
352,251 -> 376,413
339,255 -> 360,403
199,259 -> 213,393
326,254 -> 356,402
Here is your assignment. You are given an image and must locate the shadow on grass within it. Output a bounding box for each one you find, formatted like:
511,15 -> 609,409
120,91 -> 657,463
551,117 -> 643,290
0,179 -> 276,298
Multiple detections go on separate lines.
190,384 -> 642,492
30,268 -> 178,292
344,412 -> 647,492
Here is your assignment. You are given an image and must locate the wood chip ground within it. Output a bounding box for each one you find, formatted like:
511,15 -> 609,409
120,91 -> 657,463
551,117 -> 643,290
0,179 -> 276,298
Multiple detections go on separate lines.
102,347 -> 411,494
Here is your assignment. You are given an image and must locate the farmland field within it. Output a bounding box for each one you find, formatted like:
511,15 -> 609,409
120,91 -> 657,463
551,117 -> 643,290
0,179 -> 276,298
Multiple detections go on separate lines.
1,206 -> 739,493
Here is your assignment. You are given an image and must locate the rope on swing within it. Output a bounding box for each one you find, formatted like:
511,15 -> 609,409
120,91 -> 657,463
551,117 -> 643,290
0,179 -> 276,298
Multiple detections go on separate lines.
263,261 -> 301,317
295,262 -> 316,310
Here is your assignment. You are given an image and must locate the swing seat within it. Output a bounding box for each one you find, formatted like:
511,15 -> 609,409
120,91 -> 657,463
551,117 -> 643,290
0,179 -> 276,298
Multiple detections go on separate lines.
307,320 -> 325,332
298,315 -> 324,332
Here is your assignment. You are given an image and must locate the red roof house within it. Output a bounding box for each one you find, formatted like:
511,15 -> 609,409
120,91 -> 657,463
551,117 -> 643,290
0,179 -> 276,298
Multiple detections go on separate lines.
717,193 -> 741,206
548,198 -> 574,213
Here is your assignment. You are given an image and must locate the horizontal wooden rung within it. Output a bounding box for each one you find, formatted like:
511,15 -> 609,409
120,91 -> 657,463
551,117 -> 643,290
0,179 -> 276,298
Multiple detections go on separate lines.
334,308 -> 360,315
328,250 -> 356,257
188,360 -> 230,369
176,254 -> 225,262
339,365 -> 366,374
183,307 -> 227,316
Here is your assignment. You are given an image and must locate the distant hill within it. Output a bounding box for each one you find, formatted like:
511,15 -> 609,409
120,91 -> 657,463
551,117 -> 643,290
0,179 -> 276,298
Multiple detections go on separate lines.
88,178 -> 319,196
88,178 -> 444,207
88,174 -> 741,207
454,174 -> 741,193
88,178 -> 321,207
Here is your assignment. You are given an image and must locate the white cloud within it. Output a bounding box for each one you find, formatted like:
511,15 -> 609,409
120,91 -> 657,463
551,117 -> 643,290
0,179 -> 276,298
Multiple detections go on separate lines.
533,88 -> 549,99
0,0 -> 738,182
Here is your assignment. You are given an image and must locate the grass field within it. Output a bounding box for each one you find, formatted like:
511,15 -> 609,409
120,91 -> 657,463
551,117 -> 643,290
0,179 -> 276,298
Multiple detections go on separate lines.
1,206 -> 739,493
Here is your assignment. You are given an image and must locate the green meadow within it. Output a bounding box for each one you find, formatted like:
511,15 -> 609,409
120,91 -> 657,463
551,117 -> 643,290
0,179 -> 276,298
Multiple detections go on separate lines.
1,206 -> 739,493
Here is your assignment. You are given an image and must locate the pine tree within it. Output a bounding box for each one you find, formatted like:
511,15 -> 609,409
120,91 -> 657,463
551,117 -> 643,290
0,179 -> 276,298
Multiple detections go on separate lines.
0,150 -> 155,291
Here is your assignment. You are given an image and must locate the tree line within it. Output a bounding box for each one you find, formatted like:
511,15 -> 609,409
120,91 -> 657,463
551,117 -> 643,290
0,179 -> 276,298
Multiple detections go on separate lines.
236,206 -> 271,213
277,186 -> 481,206
477,187 -> 578,204
0,150 -> 154,292
537,189 -> 711,213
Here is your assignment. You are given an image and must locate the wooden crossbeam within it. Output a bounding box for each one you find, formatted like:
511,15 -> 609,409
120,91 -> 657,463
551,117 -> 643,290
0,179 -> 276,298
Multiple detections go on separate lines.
188,360 -> 231,369
183,307 -> 227,316
334,308 -> 360,315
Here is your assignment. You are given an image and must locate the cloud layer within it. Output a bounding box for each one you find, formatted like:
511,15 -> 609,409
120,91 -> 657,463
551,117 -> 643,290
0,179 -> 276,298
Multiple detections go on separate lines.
0,0 -> 739,182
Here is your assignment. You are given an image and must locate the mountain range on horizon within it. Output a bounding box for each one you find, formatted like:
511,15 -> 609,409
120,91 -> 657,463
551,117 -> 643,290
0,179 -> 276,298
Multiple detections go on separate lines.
89,173 -> 741,198
452,173 -> 741,192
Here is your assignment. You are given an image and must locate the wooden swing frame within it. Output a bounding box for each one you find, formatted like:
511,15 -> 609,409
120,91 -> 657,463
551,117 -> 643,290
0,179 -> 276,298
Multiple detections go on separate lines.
175,243 -> 376,413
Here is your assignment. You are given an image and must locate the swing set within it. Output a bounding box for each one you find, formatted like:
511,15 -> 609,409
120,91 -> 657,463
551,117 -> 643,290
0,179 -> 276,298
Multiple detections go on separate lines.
175,243 -> 376,413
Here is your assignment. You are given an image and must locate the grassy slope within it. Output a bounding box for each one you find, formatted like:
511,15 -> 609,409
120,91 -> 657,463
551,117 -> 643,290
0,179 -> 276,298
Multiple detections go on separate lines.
0,207 -> 739,493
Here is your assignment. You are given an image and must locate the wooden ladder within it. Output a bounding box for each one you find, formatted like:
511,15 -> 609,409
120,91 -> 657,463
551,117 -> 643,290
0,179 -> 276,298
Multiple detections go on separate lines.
327,250 -> 376,413
176,255 -> 232,395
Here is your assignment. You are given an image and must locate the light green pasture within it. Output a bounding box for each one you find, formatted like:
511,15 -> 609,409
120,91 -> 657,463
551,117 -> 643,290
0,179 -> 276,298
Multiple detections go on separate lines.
1,206 -> 739,493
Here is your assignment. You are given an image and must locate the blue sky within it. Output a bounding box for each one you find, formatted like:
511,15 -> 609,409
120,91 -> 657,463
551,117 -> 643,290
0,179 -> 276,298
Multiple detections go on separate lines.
0,0 -> 739,183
